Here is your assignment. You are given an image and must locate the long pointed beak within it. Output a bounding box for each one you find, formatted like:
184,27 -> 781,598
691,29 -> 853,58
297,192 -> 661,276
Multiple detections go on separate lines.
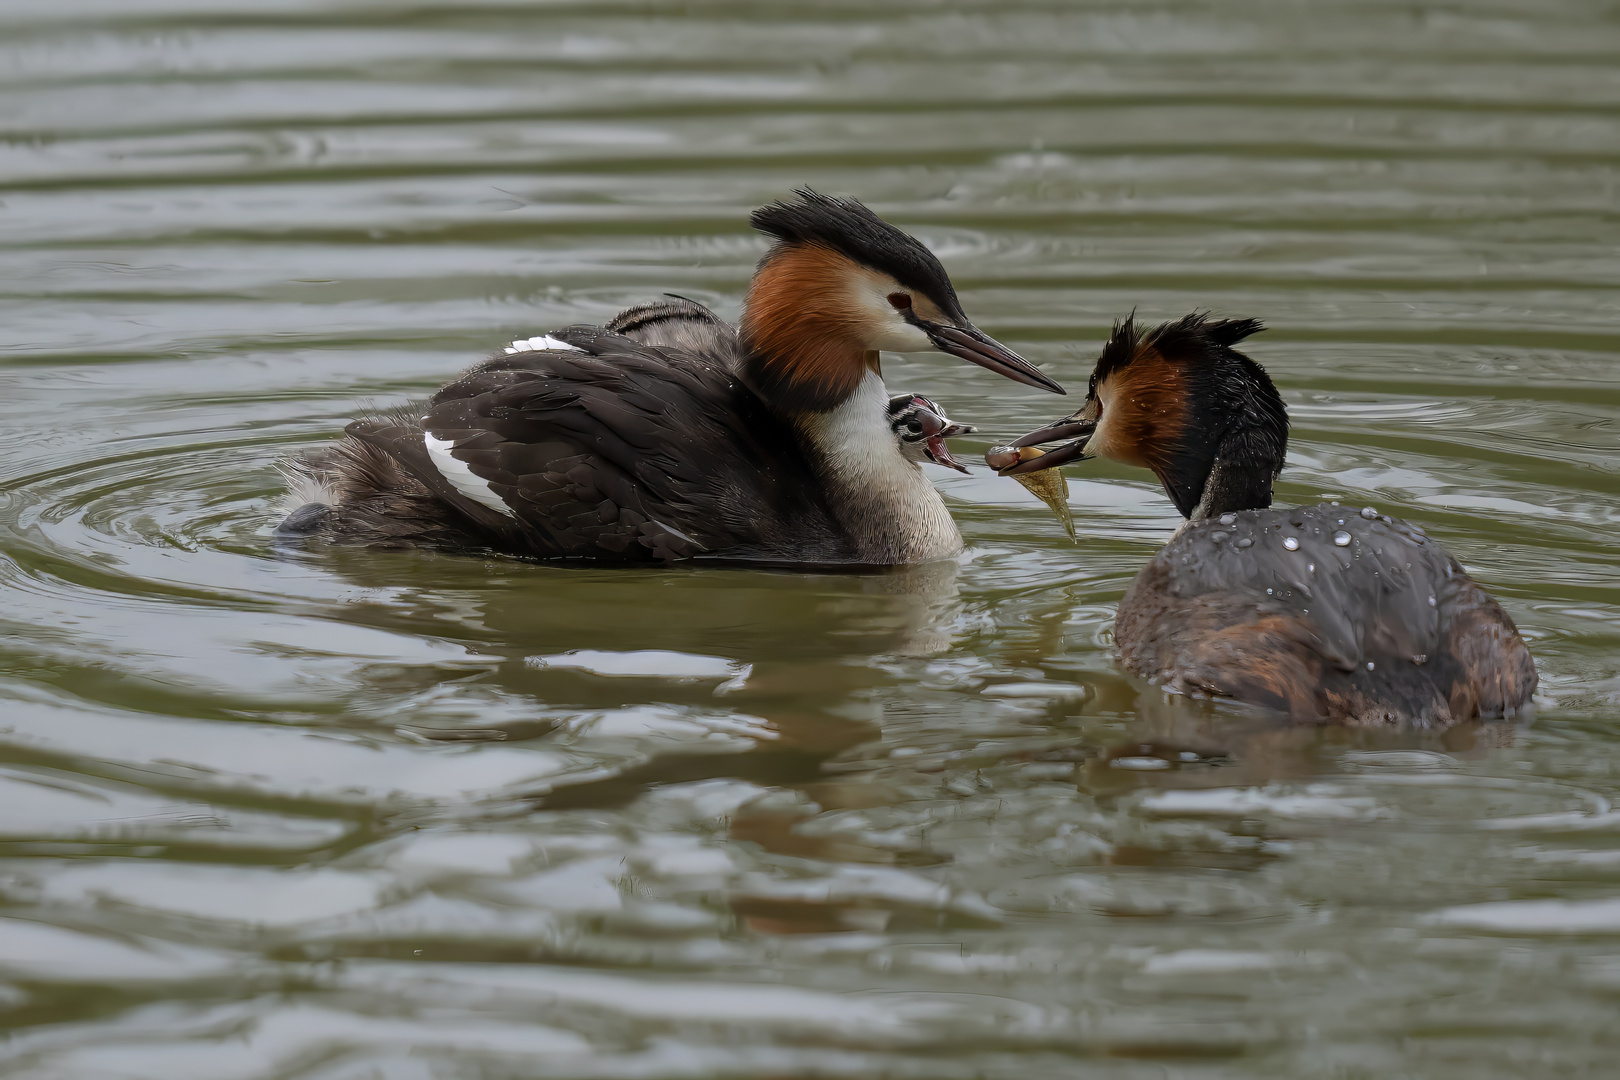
926,324 -> 1065,395
1000,438 -> 1089,474
1009,414 -> 1095,448
986,412 -> 1097,475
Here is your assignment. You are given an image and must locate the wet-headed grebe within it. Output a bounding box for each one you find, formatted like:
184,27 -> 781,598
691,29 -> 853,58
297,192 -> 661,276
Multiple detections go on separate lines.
991,314 -> 1535,726
280,190 -> 1062,565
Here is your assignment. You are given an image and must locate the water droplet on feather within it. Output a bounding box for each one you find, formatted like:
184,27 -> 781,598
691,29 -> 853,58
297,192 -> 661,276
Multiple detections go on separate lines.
1282,537 -> 1299,551
1360,506 -> 1377,519
1333,531 -> 1351,546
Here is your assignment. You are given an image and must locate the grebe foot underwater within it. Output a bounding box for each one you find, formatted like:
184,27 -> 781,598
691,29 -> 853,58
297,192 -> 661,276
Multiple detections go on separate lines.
279,191 -> 1061,566
991,313 -> 1536,728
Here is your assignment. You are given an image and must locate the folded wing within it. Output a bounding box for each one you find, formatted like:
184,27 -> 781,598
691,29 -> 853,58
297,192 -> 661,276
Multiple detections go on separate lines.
342,329 -> 851,563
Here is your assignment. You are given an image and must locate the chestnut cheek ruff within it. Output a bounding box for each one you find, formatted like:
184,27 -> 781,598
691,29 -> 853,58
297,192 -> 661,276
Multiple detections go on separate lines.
1091,350 -> 1206,514
1091,315 -> 1276,521
739,244 -> 871,415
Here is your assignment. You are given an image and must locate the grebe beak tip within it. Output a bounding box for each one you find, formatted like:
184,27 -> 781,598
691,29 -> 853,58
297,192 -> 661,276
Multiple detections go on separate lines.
927,324 -> 1065,395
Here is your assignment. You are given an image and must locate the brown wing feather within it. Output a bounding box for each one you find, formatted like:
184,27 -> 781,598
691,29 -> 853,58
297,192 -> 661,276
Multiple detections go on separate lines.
287,331 -> 855,563
1114,505 -> 1536,726
280,419 -> 499,550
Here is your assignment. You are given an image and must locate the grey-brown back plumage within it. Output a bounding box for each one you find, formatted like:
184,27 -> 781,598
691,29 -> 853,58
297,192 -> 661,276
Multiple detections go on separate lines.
279,314 -> 858,563
1114,505 -> 1536,726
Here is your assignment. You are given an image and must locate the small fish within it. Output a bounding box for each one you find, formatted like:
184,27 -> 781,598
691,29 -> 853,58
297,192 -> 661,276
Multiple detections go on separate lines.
1006,446 -> 1076,542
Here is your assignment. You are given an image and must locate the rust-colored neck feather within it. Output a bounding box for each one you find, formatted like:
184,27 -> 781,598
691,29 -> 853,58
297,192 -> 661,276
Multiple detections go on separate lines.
1096,339 -> 1282,519
1093,347 -> 1192,479
739,243 -> 870,414
1086,313 -> 1283,519
1094,343 -> 1227,517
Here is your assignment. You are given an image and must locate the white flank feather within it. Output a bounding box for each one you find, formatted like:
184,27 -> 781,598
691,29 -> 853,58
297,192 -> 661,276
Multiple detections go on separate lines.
423,433 -> 517,518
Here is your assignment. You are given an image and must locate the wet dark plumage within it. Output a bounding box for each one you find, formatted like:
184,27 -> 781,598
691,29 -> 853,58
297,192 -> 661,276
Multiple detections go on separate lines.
1116,506 -> 1536,726
1006,312 -> 1537,727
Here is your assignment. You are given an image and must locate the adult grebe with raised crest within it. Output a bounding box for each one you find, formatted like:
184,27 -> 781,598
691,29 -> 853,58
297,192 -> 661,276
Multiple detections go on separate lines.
991,314 -> 1535,727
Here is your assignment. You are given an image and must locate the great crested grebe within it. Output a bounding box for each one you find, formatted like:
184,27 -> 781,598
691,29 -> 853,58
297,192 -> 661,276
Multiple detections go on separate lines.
279,190 -> 1061,564
990,314 -> 1536,727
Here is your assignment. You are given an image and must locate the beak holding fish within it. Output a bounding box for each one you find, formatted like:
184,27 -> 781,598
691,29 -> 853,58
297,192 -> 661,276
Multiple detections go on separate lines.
981,407 -> 1096,543
986,445 -> 1077,542
895,395 -> 1081,542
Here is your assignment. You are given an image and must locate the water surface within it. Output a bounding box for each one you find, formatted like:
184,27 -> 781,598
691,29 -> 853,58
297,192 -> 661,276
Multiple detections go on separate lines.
2,2 -> 1618,1076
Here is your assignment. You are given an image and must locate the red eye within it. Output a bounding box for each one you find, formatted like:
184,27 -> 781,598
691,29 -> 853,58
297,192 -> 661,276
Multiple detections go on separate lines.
886,292 -> 912,311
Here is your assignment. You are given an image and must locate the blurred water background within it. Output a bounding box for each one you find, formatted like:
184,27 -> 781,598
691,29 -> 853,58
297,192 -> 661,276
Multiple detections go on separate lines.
1,1 -> 1618,1076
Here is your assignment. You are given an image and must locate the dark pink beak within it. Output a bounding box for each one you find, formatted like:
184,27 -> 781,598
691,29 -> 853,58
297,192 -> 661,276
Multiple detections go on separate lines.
913,399 -> 975,473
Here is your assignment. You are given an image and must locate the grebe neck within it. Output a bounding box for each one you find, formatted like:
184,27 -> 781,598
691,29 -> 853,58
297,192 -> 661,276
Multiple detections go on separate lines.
795,371 -> 961,563
1185,427 -> 1282,522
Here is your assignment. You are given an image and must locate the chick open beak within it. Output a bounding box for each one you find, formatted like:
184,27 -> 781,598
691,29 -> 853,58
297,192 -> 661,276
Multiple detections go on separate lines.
917,407 -> 976,474
925,324 -> 1066,395
986,413 -> 1097,474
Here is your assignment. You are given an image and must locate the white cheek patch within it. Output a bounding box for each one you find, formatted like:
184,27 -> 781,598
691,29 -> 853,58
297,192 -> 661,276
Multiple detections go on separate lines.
423,433 -> 518,518
503,334 -> 584,355
847,278 -> 937,354
872,315 -> 934,354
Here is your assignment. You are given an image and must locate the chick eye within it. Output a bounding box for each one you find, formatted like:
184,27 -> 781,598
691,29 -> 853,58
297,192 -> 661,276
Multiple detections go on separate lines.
886,292 -> 912,311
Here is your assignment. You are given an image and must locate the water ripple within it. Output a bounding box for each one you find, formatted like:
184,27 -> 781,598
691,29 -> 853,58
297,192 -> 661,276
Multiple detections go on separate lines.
0,1 -> 1617,1076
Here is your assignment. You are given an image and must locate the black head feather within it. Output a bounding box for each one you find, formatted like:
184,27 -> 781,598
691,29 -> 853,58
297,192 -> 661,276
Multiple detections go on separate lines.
1089,309 -> 1144,399
1093,312 -> 1285,518
750,189 -> 967,321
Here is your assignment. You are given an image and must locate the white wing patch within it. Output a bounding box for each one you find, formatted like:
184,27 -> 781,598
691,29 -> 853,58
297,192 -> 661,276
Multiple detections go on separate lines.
423,433 -> 517,519
503,334 -> 584,355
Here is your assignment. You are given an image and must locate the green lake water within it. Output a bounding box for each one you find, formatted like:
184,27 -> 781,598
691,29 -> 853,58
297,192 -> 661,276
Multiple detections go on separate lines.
1,1 -> 1618,1076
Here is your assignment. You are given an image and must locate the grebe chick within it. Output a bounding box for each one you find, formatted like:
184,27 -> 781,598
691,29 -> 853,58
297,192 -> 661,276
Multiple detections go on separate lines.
888,393 -> 975,473
990,314 -> 1536,727
280,190 -> 1062,565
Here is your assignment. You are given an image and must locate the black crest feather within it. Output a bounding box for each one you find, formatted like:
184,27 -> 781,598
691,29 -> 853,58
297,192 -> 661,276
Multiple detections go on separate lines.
750,188 -> 966,320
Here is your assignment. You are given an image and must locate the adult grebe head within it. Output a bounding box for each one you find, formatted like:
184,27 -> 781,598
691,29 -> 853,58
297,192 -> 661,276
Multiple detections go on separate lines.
739,189 -> 1064,413
990,313 -> 1286,520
